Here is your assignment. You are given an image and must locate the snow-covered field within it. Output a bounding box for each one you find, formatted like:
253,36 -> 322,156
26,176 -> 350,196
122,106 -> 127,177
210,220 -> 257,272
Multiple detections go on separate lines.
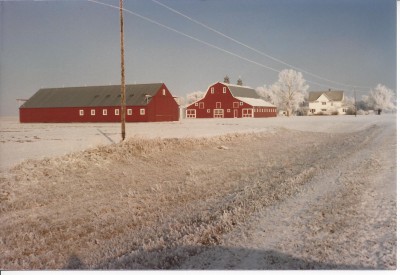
0,114 -> 396,270
0,115 -> 385,171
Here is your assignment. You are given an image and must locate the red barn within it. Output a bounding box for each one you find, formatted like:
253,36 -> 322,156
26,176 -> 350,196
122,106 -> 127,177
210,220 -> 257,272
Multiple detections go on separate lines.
186,82 -> 276,118
19,83 -> 179,123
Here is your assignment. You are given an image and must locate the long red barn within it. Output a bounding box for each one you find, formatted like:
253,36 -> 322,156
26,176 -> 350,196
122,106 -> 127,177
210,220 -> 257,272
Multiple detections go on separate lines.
19,83 -> 179,123
186,82 -> 276,118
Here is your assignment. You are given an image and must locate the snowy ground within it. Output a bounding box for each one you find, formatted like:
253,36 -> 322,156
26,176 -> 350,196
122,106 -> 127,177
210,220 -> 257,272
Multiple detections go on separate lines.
0,114 -> 396,270
0,115 -> 384,171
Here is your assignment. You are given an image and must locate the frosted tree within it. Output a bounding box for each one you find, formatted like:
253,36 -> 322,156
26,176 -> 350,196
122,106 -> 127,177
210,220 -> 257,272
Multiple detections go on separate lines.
367,84 -> 396,112
256,86 -> 279,106
270,69 -> 309,116
186,91 -> 204,105
174,96 -> 185,106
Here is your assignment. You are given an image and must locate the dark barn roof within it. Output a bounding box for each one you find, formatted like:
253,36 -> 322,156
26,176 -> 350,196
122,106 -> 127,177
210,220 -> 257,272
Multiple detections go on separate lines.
308,91 -> 344,102
224,83 -> 261,99
21,83 -> 164,108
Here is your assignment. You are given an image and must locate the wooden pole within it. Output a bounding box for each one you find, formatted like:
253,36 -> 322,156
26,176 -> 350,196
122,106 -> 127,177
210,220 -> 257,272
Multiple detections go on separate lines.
120,0 -> 126,141
353,88 -> 357,117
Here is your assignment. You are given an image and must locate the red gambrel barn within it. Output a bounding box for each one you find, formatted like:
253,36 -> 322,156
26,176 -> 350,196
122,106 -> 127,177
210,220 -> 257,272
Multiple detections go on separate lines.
186,82 -> 276,118
19,83 -> 179,123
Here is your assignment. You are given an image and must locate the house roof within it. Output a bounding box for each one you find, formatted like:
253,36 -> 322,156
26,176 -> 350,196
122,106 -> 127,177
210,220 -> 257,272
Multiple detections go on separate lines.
308,91 -> 344,102
235,97 -> 276,107
20,83 -> 164,108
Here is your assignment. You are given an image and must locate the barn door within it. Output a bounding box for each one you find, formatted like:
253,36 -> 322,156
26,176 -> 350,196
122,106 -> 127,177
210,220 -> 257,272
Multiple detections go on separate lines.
234,109 -> 238,118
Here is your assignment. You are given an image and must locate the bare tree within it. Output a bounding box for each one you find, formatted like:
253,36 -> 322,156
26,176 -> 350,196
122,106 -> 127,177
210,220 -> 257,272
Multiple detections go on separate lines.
270,69 -> 309,116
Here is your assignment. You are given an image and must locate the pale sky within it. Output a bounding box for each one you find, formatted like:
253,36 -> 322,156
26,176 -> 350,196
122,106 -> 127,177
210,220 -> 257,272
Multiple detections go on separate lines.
0,0 -> 396,115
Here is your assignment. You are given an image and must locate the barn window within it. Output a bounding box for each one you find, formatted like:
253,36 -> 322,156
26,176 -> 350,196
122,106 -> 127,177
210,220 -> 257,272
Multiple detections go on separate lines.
115,109 -> 119,115
186,109 -> 196,118
195,102 -> 198,106
91,109 -> 95,116
162,89 -> 166,96
140,108 -> 145,115
227,109 -> 231,113
240,102 -> 243,106
213,109 -> 224,118
199,102 -> 204,109
103,109 -> 107,116
207,109 -> 210,113
211,87 -> 215,94
233,102 -> 239,108
79,110 -> 84,116
127,109 -> 132,115
223,87 -> 227,93
242,108 -> 253,118
216,102 -> 221,108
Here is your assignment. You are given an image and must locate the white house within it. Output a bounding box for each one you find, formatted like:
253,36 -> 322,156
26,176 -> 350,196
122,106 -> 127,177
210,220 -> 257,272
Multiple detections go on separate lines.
308,90 -> 348,115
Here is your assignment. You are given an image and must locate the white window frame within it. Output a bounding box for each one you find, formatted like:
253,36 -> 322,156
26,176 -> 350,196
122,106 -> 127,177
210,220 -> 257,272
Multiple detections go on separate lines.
115,109 -> 119,115
127,109 -> 132,116
233,102 -> 239,108
216,102 -> 221,108
186,109 -> 196,118
91,109 -> 95,116
140,108 -> 145,115
242,108 -> 253,118
162,89 -> 166,96
240,102 -> 243,106
199,102 -> 204,109
207,109 -> 210,113
211,87 -> 215,94
227,109 -> 231,113
103,109 -> 107,116
195,102 -> 199,106
223,87 -> 227,93
79,110 -> 84,116
213,109 -> 224,118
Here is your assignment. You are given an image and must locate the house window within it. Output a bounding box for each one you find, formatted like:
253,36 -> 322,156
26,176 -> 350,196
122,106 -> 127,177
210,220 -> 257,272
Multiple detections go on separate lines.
211,87 -> 215,94
343,108 -> 347,113
233,102 -> 239,108
79,110 -> 84,116
127,109 -> 132,116
322,109 -> 327,111
322,102 -> 326,105
115,109 -> 120,115
216,102 -> 221,108
310,109 -> 316,113
199,102 -> 204,109
162,89 -> 166,96
103,109 -> 107,116
91,109 -> 95,116
223,87 -> 227,93
140,108 -> 145,115
186,109 -> 196,118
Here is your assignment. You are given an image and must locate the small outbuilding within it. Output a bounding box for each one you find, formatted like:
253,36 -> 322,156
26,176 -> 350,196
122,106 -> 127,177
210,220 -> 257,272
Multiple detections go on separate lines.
19,83 -> 179,123
186,82 -> 276,118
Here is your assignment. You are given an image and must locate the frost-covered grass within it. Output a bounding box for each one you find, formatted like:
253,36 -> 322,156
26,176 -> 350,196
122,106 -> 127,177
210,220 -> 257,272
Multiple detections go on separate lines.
0,122 -> 382,269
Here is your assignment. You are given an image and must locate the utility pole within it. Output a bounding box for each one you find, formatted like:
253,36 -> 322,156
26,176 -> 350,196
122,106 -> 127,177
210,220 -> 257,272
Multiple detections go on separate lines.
120,0 -> 126,141
353,88 -> 357,117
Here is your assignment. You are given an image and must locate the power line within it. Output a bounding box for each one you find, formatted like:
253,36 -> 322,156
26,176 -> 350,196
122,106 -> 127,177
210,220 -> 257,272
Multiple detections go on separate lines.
151,0 -> 372,90
87,0 -> 366,91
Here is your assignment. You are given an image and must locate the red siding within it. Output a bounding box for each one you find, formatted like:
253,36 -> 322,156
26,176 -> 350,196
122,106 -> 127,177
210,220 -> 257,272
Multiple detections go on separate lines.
186,82 -> 277,118
19,84 -> 179,123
